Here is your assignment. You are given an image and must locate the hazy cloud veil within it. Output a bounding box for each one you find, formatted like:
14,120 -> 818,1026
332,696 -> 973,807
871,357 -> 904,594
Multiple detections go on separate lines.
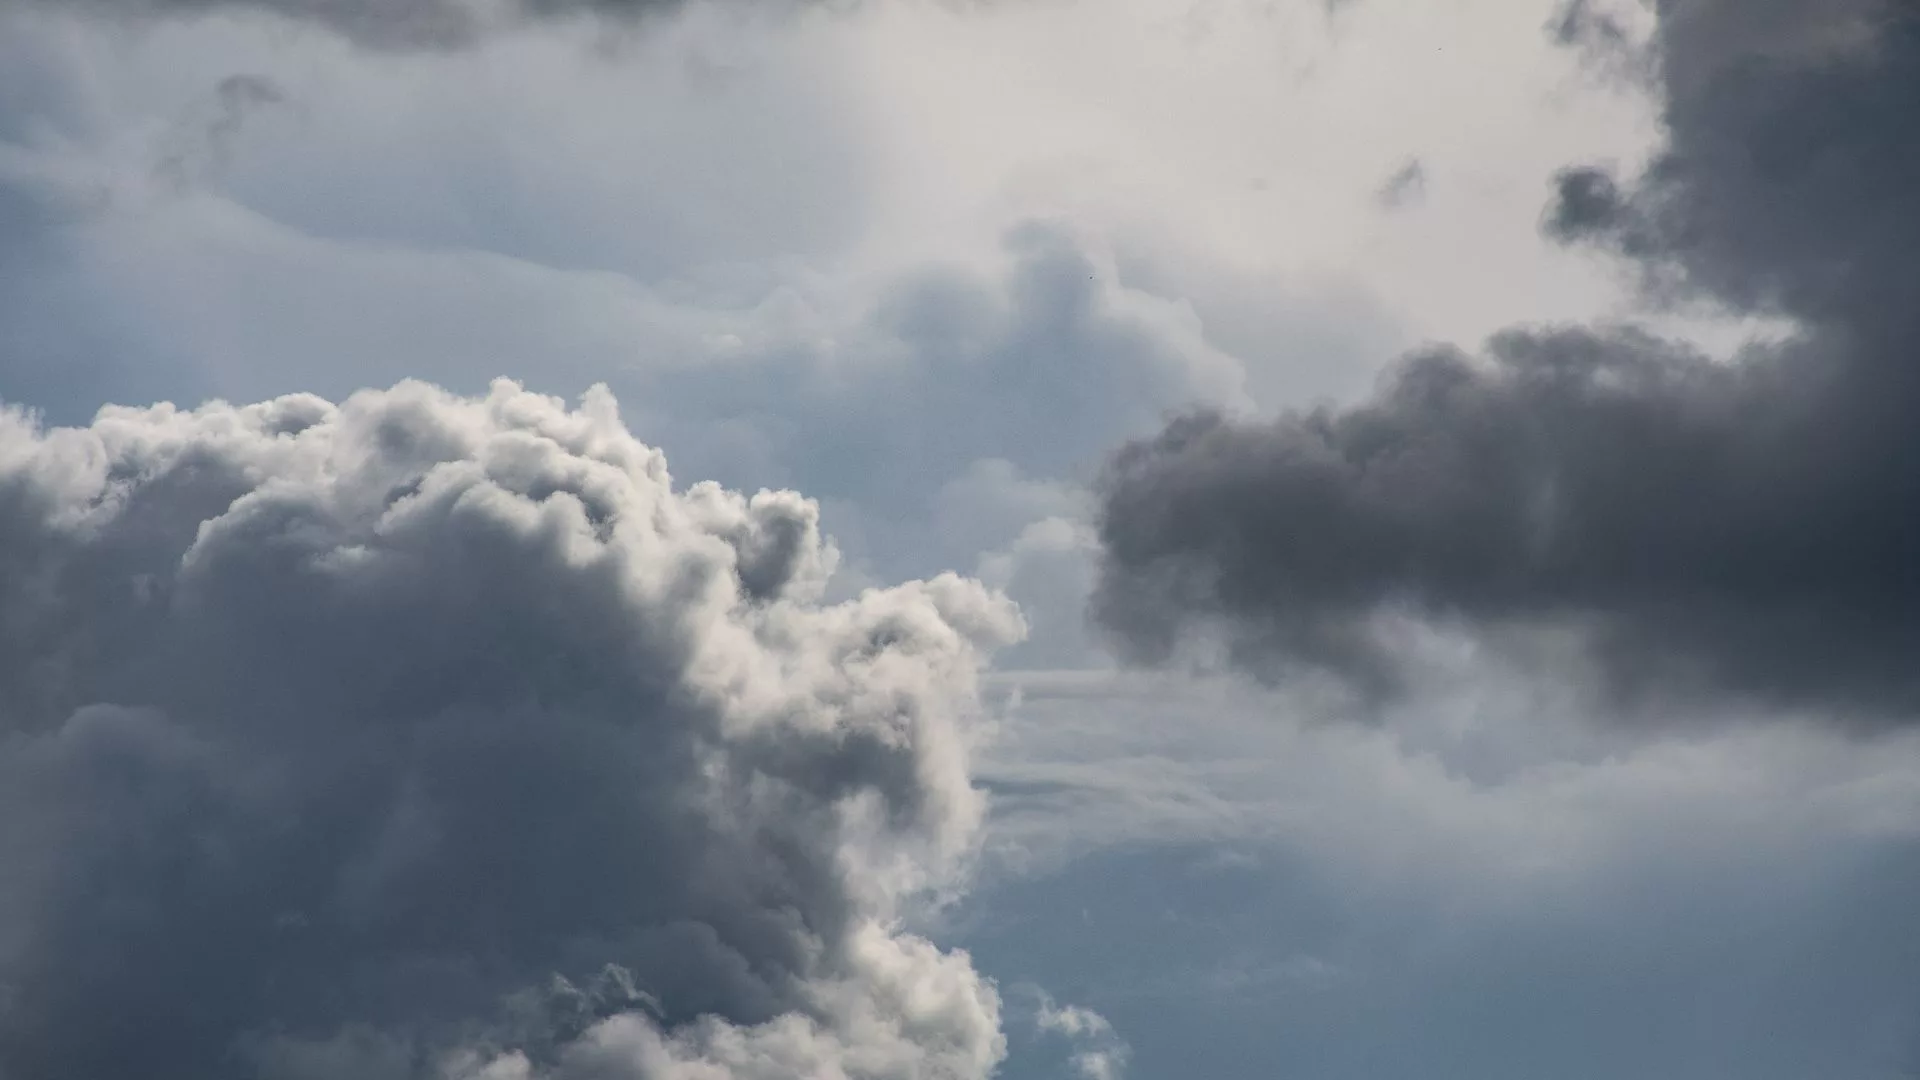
0,379 -> 1021,1078
3,0 -> 715,49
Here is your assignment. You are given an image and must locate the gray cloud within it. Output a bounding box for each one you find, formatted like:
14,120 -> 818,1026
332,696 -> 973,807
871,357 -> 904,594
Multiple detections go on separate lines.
1093,2 -> 1920,718
6,0 -> 720,49
1548,0 -> 1655,83
624,224 -> 1244,557
0,378 -> 1021,1078
154,74 -> 290,192
1375,158 -> 1426,211
966,665 -> 1920,1079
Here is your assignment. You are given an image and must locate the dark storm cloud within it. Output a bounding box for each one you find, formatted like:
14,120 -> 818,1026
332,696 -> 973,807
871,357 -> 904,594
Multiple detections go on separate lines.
1093,1 -> 1920,718
4,0 -> 753,49
0,379 -> 1019,1078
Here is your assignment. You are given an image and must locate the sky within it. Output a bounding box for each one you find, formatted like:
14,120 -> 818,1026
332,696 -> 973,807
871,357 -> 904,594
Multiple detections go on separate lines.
1,1 -> 1917,1078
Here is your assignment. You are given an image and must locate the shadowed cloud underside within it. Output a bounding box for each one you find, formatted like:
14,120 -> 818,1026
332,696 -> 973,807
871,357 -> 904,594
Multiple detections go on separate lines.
1093,0 -> 1920,719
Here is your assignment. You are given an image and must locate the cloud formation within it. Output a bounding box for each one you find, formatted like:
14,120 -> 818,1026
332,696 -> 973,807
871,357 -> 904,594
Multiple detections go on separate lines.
0,378 -> 1022,1078
1032,995 -> 1128,1080
1093,1 -> 1920,719
6,0 -> 718,49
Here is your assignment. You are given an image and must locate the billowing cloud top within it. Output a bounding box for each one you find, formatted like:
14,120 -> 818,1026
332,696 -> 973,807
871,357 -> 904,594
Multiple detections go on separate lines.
1093,0 -> 1920,719
0,378 -> 1022,1078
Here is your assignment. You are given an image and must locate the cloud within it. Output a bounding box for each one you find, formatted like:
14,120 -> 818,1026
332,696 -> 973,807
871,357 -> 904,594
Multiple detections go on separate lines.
153,73 -> 290,192
985,989 -> 1128,1080
962,667 -> 1920,1078
1092,2 -> 1920,720
0,377 -> 1024,1078
1032,996 -> 1128,1080
1547,0 -> 1655,83
0,31 -> 1243,673
1374,157 -> 1426,210
624,223 -> 1246,517
0,0 -> 1652,683
4,0 -> 718,50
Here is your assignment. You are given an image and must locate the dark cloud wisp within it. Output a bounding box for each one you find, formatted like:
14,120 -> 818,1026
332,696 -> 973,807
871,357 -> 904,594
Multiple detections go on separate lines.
1093,2 -> 1920,719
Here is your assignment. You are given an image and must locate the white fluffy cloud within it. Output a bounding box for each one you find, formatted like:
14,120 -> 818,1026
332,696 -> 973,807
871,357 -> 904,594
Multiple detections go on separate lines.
1032,995 -> 1128,1080
0,378 -> 1022,1078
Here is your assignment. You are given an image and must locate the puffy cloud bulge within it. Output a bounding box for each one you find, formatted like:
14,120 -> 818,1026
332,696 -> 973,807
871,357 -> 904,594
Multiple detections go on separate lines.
1095,0 -> 1920,720
0,378 -> 1022,1079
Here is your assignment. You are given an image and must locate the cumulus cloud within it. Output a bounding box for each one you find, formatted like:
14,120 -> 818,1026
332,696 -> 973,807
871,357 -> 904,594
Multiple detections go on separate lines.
1092,1 -> 1920,719
0,377 -> 1024,1078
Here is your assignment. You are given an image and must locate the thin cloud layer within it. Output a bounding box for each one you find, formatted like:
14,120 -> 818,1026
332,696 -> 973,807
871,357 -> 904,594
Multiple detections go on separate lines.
1092,1 -> 1920,719
5,0 -> 729,49
0,378 -> 1021,1078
